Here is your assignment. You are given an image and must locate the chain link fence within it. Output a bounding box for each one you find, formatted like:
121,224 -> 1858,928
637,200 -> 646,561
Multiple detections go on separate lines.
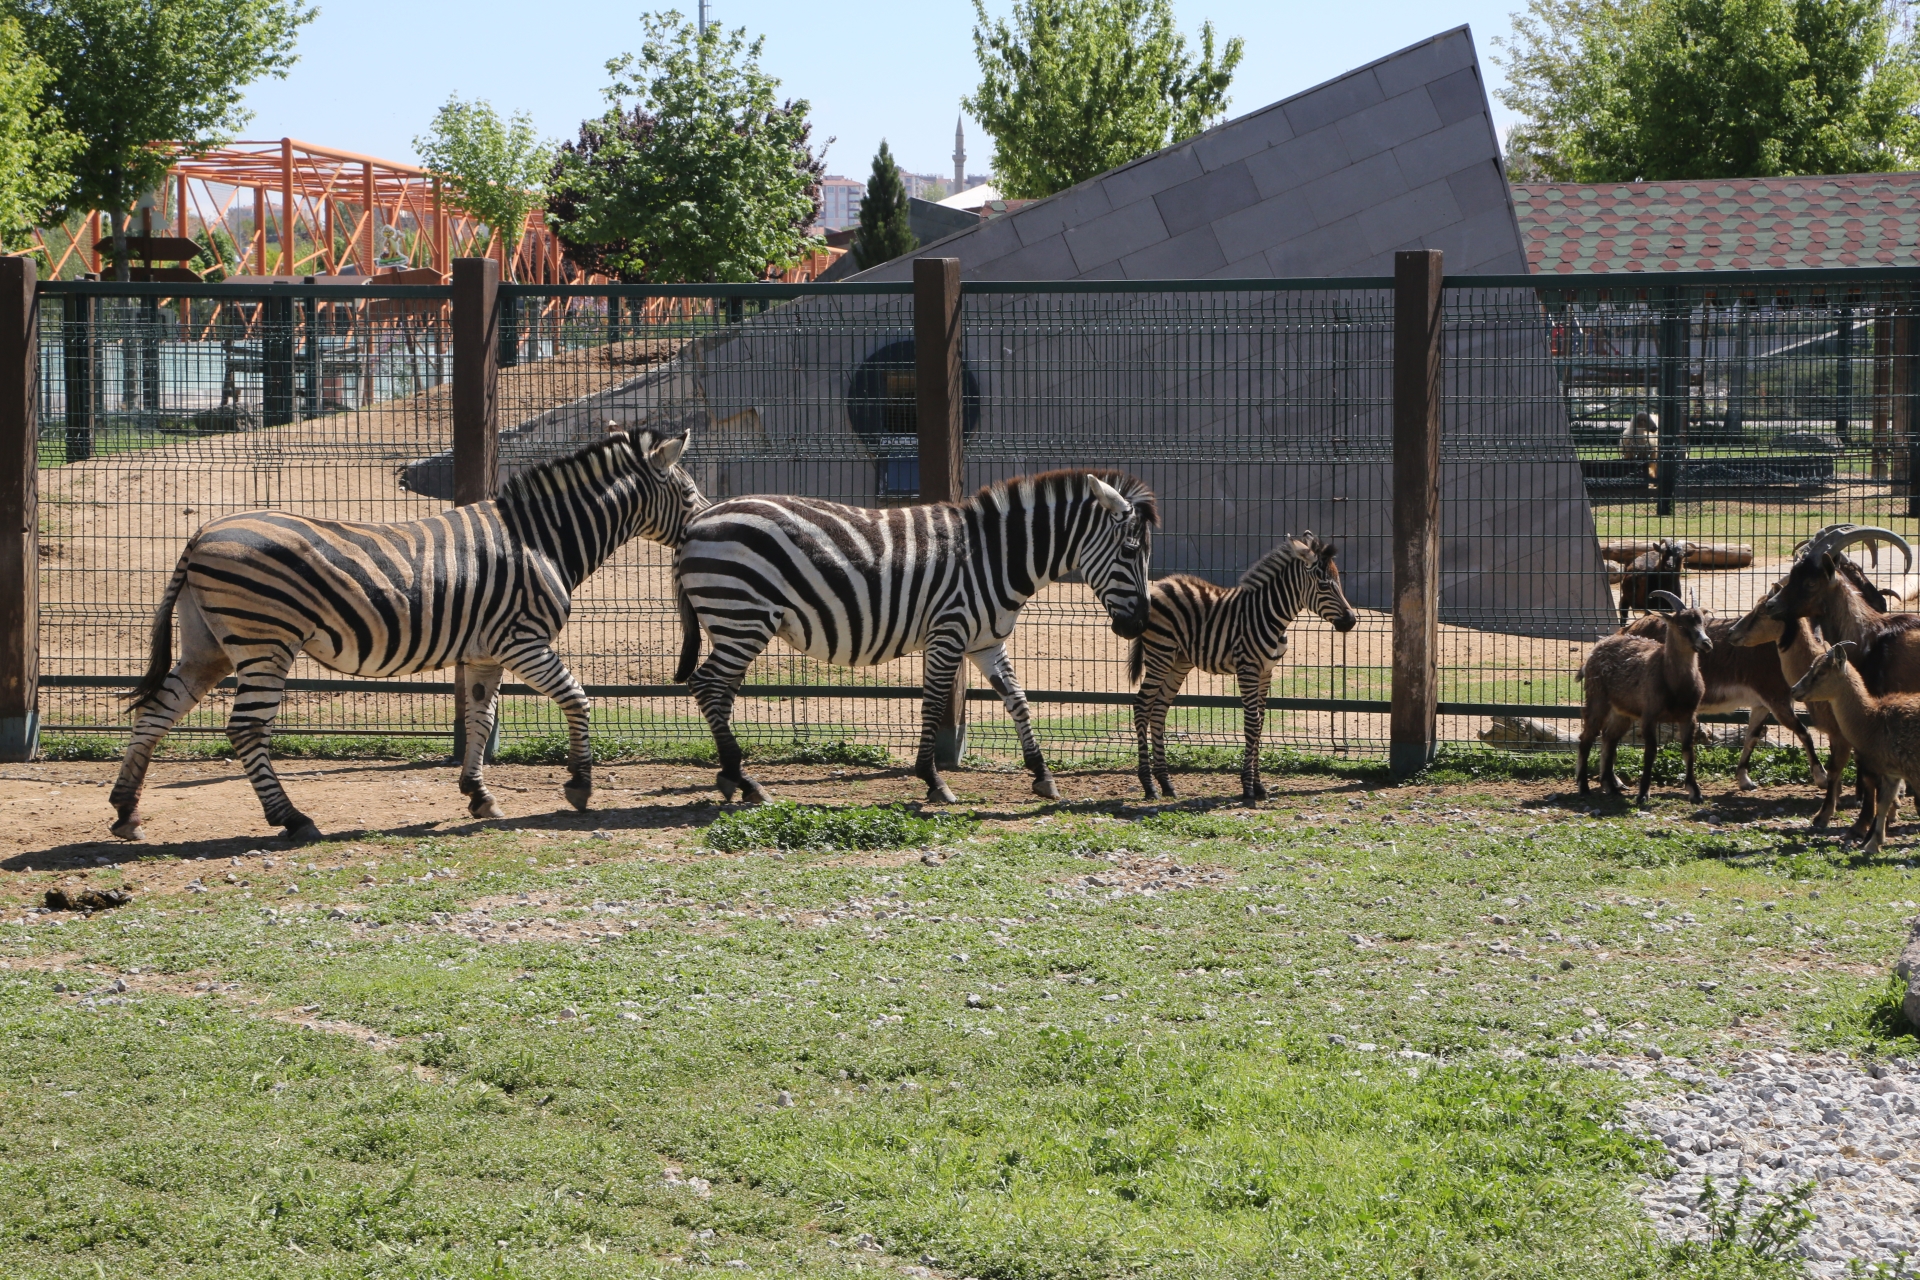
23,269 -> 1920,764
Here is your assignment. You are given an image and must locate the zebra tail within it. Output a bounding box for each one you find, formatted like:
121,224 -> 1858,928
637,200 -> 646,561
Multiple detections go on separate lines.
673,582 -> 702,684
123,543 -> 191,712
1127,636 -> 1145,685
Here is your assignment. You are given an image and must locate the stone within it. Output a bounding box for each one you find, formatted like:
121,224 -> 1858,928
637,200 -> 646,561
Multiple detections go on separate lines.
1894,916 -> 1920,1029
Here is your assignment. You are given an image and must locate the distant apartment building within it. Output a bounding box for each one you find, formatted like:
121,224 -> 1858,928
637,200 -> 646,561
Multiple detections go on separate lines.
818,176 -> 867,230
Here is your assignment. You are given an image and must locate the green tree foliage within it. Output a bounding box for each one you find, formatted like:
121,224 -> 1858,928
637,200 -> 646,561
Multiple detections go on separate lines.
414,97 -> 551,282
963,0 -> 1243,199
851,140 -> 915,270
0,13 -> 75,254
1498,0 -> 1920,181
10,0 -> 313,278
544,12 -> 823,283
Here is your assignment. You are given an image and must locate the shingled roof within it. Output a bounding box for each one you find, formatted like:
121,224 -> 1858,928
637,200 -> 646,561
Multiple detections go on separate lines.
1513,173 -> 1920,273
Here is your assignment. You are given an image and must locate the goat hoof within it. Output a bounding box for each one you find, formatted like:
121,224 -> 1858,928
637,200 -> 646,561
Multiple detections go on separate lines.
1032,775 -> 1059,801
284,821 -> 322,846
563,783 -> 592,812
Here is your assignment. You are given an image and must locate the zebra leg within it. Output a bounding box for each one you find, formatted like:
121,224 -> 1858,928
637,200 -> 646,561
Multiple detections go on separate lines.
1237,662 -> 1270,803
457,660 -> 506,820
688,622 -> 776,805
913,634 -> 970,805
505,646 -> 593,811
1133,683 -> 1156,799
967,642 -> 1057,801
223,644 -> 321,843
1149,665 -> 1189,798
110,598 -> 233,841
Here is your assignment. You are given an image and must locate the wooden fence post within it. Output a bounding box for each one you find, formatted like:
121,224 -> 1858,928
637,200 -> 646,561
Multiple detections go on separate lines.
0,256 -> 40,762
1390,249 -> 1442,780
916,256 -> 967,768
451,257 -> 500,762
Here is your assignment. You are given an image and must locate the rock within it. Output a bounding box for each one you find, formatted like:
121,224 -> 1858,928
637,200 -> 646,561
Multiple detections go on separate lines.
774,1089 -> 793,1107
1894,917 -> 1920,1029
44,887 -> 132,912
965,993 -> 986,1008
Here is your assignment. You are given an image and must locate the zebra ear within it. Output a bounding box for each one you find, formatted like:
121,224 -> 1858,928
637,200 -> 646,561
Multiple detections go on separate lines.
647,433 -> 687,471
1088,476 -> 1132,519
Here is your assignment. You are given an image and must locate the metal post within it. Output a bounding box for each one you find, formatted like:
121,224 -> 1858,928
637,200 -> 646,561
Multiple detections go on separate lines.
1875,304 -> 1892,481
262,295 -> 294,427
0,257 -> 40,760
302,284 -> 319,417
62,291 -> 92,463
1390,249 -> 1442,780
1656,288 -> 1688,517
1837,301 -> 1855,442
1728,297 -> 1749,435
451,257 -> 500,762
498,292 -> 520,368
916,256 -> 966,768
140,296 -> 160,421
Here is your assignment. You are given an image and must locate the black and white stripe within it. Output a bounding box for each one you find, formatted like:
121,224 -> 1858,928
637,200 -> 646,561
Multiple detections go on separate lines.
109,427 -> 706,842
673,469 -> 1157,803
1129,534 -> 1356,801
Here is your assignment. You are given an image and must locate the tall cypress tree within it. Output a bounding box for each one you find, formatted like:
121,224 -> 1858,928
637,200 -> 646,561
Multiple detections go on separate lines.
853,140 -> 917,269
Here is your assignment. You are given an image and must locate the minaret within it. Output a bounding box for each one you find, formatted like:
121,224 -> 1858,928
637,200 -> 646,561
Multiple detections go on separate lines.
953,118 -> 966,193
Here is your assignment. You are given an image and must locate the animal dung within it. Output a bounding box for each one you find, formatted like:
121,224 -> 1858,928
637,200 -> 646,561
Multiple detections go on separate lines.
44,886 -> 134,912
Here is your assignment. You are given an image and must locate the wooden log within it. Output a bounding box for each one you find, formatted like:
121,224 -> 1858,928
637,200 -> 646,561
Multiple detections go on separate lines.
1599,541 -> 1753,569
1390,250 -> 1443,779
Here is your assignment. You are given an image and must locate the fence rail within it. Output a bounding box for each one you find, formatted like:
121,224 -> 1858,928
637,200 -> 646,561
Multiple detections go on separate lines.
2,254 -> 1917,771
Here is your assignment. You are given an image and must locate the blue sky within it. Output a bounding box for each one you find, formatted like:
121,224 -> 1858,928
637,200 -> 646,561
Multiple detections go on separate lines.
238,0 -> 1528,182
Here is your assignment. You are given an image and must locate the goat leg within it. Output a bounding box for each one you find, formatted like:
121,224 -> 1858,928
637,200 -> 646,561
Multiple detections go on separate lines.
1680,718 -> 1702,803
1734,711 -> 1769,791
1636,714 -> 1660,806
1812,739 -> 1849,829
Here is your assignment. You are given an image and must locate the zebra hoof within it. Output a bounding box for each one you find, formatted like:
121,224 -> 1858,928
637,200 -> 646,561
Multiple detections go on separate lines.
469,796 -> 504,820
563,784 -> 592,812
1032,776 -> 1059,801
715,772 -> 737,802
926,782 -> 958,805
1737,775 -> 1759,792
284,821 -> 323,846
1138,779 -> 1157,800
1156,777 -> 1176,798
110,818 -> 145,842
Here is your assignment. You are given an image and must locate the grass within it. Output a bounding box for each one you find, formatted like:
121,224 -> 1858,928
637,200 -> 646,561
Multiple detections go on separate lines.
2,765 -> 1915,1276
702,802 -> 973,853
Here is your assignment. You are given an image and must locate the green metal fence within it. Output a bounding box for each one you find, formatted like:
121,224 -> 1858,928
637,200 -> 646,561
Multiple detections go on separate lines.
22,267 -> 1920,764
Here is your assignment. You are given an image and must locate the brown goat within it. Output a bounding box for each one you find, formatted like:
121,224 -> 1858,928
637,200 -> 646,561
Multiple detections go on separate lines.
1764,525 -> 1920,695
1729,611 -> 1852,827
1789,641 -> 1920,854
1617,538 -> 1688,626
1622,612 -> 1826,790
1577,591 -> 1713,804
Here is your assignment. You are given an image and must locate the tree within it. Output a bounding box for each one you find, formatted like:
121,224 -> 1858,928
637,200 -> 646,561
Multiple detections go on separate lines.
962,0 -> 1243,199
544,12 -> 823,283
0,14 -> 76,254
415,97 -> 551,282
11,0 -> 313,278
852,141 -> 915,269
1497,0 -> 1920,182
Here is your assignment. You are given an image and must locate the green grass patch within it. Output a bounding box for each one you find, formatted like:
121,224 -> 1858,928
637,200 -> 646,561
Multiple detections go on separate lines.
495,732 -> 892,768
37,731 -> 450,763
703,800 -> 972,852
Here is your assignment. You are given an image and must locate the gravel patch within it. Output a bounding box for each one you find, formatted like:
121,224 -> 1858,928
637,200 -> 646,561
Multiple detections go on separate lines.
1587,1049 -> 1920,1274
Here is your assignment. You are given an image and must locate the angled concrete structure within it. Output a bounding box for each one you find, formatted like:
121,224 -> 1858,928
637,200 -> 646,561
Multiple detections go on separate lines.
451,27 -> 1617,640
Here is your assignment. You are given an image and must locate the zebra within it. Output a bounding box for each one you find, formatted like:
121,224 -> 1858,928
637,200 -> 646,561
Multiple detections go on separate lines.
1129,533 -> 1357,802
108,426 -> 706,844
673,469 -> 1157,805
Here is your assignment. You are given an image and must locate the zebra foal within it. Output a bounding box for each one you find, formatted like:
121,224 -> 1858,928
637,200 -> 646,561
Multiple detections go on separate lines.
1131,534 -> 1357,802
109,427 -> 705,844
674,470 -> 1156,805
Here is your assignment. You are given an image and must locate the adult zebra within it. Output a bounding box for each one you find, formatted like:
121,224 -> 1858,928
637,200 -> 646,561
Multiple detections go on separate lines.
1130,533 -> 1357,802
109,427 -> 705,844
673,470 -> 1157,805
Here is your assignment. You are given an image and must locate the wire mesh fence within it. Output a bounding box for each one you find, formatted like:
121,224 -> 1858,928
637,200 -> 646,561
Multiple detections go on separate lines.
24,269 -> 1920,765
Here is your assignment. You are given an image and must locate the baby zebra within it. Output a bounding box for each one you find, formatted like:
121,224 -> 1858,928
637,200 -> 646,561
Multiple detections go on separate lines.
1130,533 -> 1357,802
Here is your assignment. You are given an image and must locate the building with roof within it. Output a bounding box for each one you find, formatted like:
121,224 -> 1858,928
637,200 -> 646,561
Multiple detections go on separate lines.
1513,173 -> 1920,273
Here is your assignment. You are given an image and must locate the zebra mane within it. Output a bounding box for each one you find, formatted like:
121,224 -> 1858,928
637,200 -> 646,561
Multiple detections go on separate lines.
497,430 -> 660,506
1236,536 -> 1321,590
975,469 -> 1160,525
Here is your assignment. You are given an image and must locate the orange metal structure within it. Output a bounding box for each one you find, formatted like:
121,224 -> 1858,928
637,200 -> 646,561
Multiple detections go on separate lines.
31,138 -> 566,283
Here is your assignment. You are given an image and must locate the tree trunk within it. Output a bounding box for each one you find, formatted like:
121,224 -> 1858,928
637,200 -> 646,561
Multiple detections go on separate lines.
107,208 -> 129,283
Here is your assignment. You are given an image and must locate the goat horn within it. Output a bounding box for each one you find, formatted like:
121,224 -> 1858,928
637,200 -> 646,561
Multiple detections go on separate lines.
1822,525 -> 1913,573
1648,590 -> 1685,611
